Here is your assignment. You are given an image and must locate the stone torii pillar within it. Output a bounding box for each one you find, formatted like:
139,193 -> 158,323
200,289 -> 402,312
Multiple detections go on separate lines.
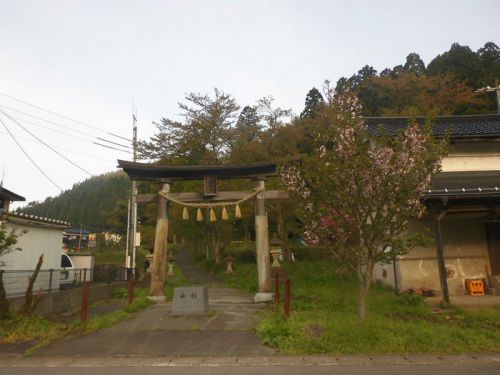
253,178 -> 273,302
150,180 -> 170,297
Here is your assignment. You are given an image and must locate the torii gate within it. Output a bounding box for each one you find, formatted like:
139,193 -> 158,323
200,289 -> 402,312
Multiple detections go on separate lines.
118,160 -> 288,302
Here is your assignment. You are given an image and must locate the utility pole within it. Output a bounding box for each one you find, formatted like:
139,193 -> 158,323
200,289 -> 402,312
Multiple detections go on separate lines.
475,83 -> 500,113
129,108 -> 138,275
125,199 -> 131,268
78,223 -> 83,252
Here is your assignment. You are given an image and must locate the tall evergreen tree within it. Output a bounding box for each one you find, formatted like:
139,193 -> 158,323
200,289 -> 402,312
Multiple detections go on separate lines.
300,87 -> 324,118
234,105 -> 262,143
427,43 -> 483,87
477,41 -> 500,85
403,53 -> 426,77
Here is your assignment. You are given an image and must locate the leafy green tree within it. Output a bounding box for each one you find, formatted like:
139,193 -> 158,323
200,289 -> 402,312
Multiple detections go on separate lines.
0,226 -> 23,262
403,52 -> 426,77
234,105 -> 263,143
336,65 -> 377,93
140,89 -> 240,164
0,225 -> 24,319
476,42 -> 500,112
281,87 -> 447,321
358,65 -> 378,79
427,43 -> 483,87
300,87 -> 324,119
379,68 -> 393,78
257,96 -> 292,131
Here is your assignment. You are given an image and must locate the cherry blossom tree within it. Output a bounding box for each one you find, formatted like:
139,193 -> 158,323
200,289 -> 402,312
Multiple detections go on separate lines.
281,85 -> 447,321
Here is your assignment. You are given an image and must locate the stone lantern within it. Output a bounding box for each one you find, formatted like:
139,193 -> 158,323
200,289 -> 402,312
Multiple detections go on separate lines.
145,253 -> 154,273
167,255 -> 175,276
225,255 -> 234,275
269,234 -> 283,269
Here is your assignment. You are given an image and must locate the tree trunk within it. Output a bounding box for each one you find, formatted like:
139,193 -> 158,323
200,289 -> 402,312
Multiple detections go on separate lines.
357,258 -> 373,323
0,270 -> 11,320
19,254 -> 44,316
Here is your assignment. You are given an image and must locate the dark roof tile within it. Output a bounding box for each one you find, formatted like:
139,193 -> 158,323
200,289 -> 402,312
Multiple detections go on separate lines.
365,114 -> 500,139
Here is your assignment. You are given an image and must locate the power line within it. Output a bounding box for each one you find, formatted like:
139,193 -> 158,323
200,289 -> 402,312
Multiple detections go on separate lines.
0,92 -> 134,143
0,116 -> 63,192
0,103 -> 95,138
95,137 -> 132,150
0,109 -> 92,176
0,103 -> 133,150
11,115 -> 93,143
92,141 -> 133,154
11,114 -> 132,151
0,130 -> 117,163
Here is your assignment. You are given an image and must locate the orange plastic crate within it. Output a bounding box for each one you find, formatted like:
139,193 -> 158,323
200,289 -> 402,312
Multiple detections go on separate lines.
465,279 -> 484,296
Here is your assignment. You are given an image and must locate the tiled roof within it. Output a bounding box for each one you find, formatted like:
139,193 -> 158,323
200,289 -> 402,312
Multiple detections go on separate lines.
365,114 -> 500,139
5,211 -> 71,228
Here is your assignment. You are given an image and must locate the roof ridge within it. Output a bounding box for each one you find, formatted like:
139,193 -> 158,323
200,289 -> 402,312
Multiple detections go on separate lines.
365,113 -> 500,120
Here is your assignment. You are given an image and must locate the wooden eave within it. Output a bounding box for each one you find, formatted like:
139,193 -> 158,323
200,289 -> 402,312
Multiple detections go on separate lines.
423,170 -> 500,202
0,187 -> 25,202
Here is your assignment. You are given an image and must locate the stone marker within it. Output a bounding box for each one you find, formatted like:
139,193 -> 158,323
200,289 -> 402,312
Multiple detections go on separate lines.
171,286 -> 209,315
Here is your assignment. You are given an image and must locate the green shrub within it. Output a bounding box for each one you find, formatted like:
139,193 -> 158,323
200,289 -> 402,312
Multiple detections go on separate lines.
398,292 -> 425,307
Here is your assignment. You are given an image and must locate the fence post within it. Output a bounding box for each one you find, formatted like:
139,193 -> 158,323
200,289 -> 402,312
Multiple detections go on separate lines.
48,269 -> 54,292
284,278 -> 291,319
83,268 -> 87,282
128,272 -> 134,305
80,281 -> 90,321
274,273 -> 280,310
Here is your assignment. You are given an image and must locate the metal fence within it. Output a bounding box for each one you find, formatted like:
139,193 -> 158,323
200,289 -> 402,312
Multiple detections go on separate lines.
0,266 -> 136,298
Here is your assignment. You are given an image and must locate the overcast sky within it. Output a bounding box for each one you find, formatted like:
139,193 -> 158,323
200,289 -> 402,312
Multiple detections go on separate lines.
0,0 -> 498,208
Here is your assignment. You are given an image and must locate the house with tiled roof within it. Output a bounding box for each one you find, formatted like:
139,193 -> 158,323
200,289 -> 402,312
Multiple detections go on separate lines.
368,114 -> 500,300
0,187 -> 71,296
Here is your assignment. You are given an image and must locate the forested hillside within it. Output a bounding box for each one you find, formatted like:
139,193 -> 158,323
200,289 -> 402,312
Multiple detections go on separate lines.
335,42 -> 499,116
20,172 -> 131,231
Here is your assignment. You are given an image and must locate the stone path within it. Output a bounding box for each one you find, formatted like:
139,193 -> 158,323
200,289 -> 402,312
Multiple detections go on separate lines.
34,251 -> 272,357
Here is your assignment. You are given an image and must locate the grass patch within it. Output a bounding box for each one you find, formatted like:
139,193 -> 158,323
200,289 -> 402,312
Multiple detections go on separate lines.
91,246 -> 149,266
217,259 -> 500,354
0,314 -> 67,344
214,262 -> 258,294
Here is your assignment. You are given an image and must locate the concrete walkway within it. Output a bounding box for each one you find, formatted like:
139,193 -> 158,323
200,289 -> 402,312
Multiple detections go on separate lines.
34,251 -> 272,357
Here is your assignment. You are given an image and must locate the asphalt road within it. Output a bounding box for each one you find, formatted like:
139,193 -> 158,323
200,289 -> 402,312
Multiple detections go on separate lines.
1,364 -> 499,374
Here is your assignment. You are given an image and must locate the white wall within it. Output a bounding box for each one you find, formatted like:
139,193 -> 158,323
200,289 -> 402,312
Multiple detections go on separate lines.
69,254 -> 95,270
442,141 -> 500,172
0,222 -> 63,270
0,221 -> 64,297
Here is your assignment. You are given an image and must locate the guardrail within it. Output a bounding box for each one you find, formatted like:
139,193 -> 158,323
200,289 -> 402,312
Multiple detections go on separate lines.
1,266 -> 138,297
